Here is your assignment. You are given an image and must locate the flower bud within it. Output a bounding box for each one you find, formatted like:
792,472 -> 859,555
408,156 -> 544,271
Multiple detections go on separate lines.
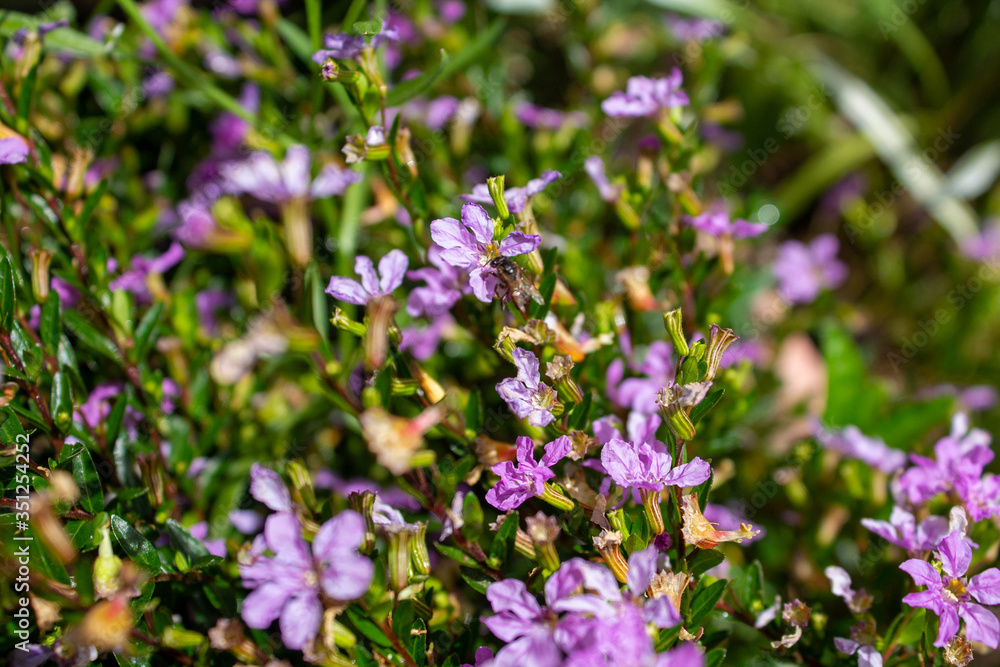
593,530 -> 629,583
347,491 -> 377,554
546,355 -> 583,404
526,512 -> 561,573
93,523 -> 122,594
410,522 -> 431,576
539,482 -> 575,511
487,175 -> 510,220
163,626 -> 206,649
387,529 -> 412,591
29,248 -> 53,303
705,324 -> 738,381
663,308 -> 689,356
396,127 -> 418,177
331,307 -> 367,337
364,295 -> 397,372
281,196 -> 312,267
640,488 -> 666,535
606,508 -> 629,538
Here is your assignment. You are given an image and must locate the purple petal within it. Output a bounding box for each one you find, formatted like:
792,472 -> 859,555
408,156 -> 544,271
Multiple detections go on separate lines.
241,581 -> 293,629
462,203 -> 495,245
354,255 -> 379,294
486,579 -> 542,620
378,249 -> 409,294
498,232 -> 541,257
311,164 -> 359,198
249,463 -> 292,512
626,545 -> 659,597
540,435 -> 572,467
601,438 -> 643,488
468,266 -> 496,302
320,552 -> 374,600
661,457 -> 712,487
938,531 -> 972,578
900,559 -> 942,588
314,510 -> 366,559
834,637 -> 859,655
279,590 -> 323,649
0,136 -> 29,164
325,277 -> 369,305
959,602 -> 1000,649
935,605 -> 960,647
969,568 -> 1000,605
857,645 -> 882,667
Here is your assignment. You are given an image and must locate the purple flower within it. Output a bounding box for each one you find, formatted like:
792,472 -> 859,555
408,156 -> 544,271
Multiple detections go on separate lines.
430,203 -> 540,302
482,578 -> 566,666
496,348 -> 560,427
772,234 -> 848,305
210,83 -> 259,154
896,414 -> 993,506
683,205 -> 768,239
240,511 -> 373,650
311,33 -> 366,62
601,423 -> 712,492
400,316 -> 452,360
901,531 -> 1000,648
223,145 -> 359,204
959,217 -> 1000,261
606,341 -> 675,414
108,241 -> 184,303
406,246 -> 463,317
485,435 -> 571,510
585,156 -> 624,202
188,522 -> 227,558
195,288 -> 233,334
813,422 -> 907,473
0,136 -> 29,165
325,250 -> 408,305
718,339 -> 766,370
861,506 -> 953,552
601,69 -> 690,118
515,102 -> 586,130
230,509 -> 264,534
666,15 -> 725,41
462,170 -> 562,215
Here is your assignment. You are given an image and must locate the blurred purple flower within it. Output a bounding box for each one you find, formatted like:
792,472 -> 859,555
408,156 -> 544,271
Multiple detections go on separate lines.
0,136 -> 30,165
223,145 -> 358,203
585,156 -> 624,202
400,316 -> 452,360
861,506 -> 974,553
897,414 -> 993,506
606,341 -> 675,414
772,234 -> 847,305
901,531 -> 1000,648
109,241 -> 184,303
684,205 -> 768,238
430,203 -> 540,302
485,435 -> 570,511
240,511 -> 373,650
325,250 -> 408,305
249,463 -> 292,513
406,246 -> 463,317
496,348 -> 560,427
959,218 -> 1000,261
602,69 -> 689,117
666,15 -> 725,41
813,422 -> 907,473
515,102 -> 586,130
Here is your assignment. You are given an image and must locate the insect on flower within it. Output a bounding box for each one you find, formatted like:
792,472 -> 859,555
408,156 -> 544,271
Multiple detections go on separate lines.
488,257 -> 544,311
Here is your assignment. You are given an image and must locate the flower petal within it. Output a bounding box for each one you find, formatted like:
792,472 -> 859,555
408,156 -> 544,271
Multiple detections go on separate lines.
378,249 -> 409,294
279,590 -> 322,649
661,457 -> 712,487
939,530 -> 972,578
241,581 -> 292,629
959,602 -> 1000,649
462,203 -> 495,245
354,255 -> 379,295
314,510 -> 366,559
321,553 -> 374,600
969,568 -> 1000,605
249,463 -> 292,512
325,277 -> 369,305
900,559 -> 942,588
486,579 -> 542,620
498,232 -> 541,257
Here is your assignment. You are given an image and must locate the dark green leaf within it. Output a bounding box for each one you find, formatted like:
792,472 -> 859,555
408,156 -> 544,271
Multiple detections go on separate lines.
110,514 -> 163,574
68,446 -> 104,514
688,579 -> 727,627
40,291 -> 61,356
104,394 -> 127,447
568,391 -> 593,430
345,606 -> 393,648
705,648 -> 726,667
64,309 -> 121,363
688,548 -> 726,576
132,302 -> 163,362
465,389 -> 483,433
410,618 -> 427,666
488,511 -> 518,567
0,256 -> 15,331
690,388 -> 724,425
434,543 -> 481,569
734,560 -> 764,610
460,566 -> 491,595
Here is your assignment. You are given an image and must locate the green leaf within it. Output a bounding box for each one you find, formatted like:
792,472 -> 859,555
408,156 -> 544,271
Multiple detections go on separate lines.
568,391 -> 593,430
104,394 -> 127,450
896,608 -> 926,646
434,542 -> 481,569
688,548 -> 726,577
40,291 -> 61,356
462,491 -> 484,541
410,618 -> 427,666
43,27 -> 106,57
460,566 -> 491,595
74,179 -> 107,235
64,309 -> 121,363
162,518 -> 218,569
488,511 -> 518,566
68,446 -> 104,514
0,406 -> 28,448
51,371 -> 73,432
465,389 -> 483,433
821,323 -> 885,430
352,19 -> 382,35
345,606 -> 393,648
0,256 -> 15,331
705,648 -> 726,667
688,579 -> 727,627
110,514 -> 163,574
276,18 -> 315,67
690,388 -> 724,425
132,302 -> 163,362
734,560 -> 764,610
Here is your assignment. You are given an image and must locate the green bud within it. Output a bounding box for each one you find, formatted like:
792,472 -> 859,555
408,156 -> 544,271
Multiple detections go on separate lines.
640,488 -> 666,535
387,529 -> 413,591
663,308 -> 689,356
163,627 -> 205,649
347,491 -> 377,554
525,512 -> 561,573
607,508 -> 630,538
410,522 -> 431,576
93,522 -> 122,599
487,175 -> 510,220
539,482 -> 575,511
704,324 -> 738,381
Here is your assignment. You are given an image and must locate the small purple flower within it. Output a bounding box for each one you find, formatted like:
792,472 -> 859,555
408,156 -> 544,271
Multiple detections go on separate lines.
959,217 -> 1000,261
482,578 -> 565,666
496,348 -> 560,427
515,102 -> 586,130
901,531 -> 1000,648
188,522 -> 227,558
406,246 -> 463,317
606,341 -> 676,414
585,156 -> 624,203
683,204 -> 768,239
601,424 -> 712,492
240,511 -> 374,650
325,250 -> 408,305
463,170 -> 562,215
108,241 -> 185,303
430,203 -> 540,302
311,33 -> 366,63
601,69 -> 689,118
485,435 -> 571,511
824,566 -> 872,614
772,234 -> 848,305
400,316 -> 452,360
0,136 -> 29,165
223,145 -> 359,204
813,422 -> 907,473
195,288 -> 233,334
666,15 -> 725,41
896,413 -> 993,506
210,83 -> 259,154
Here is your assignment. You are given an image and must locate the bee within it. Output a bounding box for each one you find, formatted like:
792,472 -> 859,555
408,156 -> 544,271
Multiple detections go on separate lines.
488,257 -> 544,311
